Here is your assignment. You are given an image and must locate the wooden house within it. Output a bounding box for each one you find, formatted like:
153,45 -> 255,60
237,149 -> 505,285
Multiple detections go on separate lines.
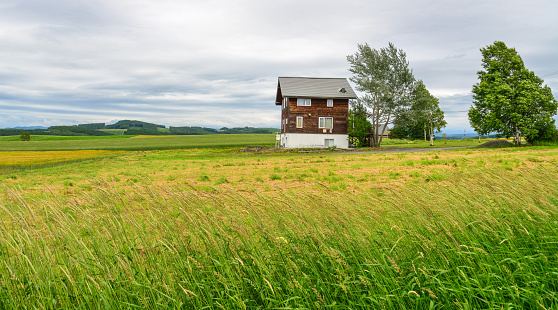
275,77 -> 357,148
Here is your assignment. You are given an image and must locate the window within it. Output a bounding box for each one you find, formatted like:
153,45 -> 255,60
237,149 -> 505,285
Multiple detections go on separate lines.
296,116 -> 303,128
297,98 -> 311,106
319,117 -> 333,129
283,97 -> 288,109
327,99 -> 333,107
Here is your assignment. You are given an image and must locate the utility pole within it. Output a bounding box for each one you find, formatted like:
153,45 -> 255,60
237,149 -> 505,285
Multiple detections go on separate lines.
459,129 -> 466,141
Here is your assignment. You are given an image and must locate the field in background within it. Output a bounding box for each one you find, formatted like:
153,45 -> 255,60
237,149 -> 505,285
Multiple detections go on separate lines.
382,137 -> 506,148
1,140 -> 558,308
0,133 -> 520,151
0,135 -> 133,142
0,133 -> 276,151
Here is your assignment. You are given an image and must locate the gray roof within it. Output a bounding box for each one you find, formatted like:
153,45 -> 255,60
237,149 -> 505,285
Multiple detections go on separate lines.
276,77 -> 357,102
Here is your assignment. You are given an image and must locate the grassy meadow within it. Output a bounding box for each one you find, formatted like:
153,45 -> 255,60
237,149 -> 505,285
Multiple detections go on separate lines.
382,137 -> 512,148
0,136 -> 558,309
0,134 -> 276,151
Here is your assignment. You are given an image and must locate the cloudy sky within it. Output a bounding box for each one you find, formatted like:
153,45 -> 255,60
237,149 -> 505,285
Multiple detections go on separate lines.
0,0 -> 557,133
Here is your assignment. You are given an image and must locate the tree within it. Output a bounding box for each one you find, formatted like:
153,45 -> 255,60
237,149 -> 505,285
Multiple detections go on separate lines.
411,81 -> 446,146
388,124 -> 423,140
468,41 -> 557,146
348,99 -> 372,147
20,132 -> 30,141
347,42 -> 415,147
390,81 -> 446,145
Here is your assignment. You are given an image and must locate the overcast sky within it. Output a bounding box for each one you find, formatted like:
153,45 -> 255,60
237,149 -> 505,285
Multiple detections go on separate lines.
1,0 -> 557,133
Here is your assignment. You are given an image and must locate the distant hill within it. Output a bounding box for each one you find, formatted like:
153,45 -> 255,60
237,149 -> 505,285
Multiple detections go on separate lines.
77,123 -> 105,130
0,125 -> 111,136
217,127 -> 278,134
2,120 -> 279,137
77,120 -> 166,131
48,126 -> 111,136
106,120 -> 165,130
169,126 -> 218,135
11,126 -> 48,130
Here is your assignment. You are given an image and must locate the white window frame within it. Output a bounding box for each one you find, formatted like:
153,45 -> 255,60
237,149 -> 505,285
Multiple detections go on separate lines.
297,98 -> 311,106
319,117 -> 333,129
296,116 -> 303,128
327,99 -> 333,107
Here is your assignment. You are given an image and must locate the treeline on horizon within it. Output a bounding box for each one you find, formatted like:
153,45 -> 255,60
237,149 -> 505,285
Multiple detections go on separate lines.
0,120 -> 279,137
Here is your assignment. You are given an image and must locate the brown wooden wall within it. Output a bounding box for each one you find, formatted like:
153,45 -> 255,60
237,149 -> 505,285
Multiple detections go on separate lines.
281,98 -> 349,134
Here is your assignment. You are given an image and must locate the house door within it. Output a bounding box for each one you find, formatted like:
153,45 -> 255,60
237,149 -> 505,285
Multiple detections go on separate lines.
324,139 -> 334,147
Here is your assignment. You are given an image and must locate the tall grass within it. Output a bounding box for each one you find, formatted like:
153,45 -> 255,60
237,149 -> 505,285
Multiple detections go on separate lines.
1,163 -> 557,308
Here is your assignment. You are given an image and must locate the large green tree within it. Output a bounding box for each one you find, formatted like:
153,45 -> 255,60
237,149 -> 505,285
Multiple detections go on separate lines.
347,42 -> 415,147
468,41 -> 557,145
348,99 -> 372,147
391,81 -> 446,145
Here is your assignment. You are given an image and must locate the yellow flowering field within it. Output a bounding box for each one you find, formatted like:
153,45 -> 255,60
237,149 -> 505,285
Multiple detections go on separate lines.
0,150 -> 125,168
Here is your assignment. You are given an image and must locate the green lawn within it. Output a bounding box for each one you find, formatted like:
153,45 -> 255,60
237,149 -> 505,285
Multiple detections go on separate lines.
0,134 -> 276,151
382,138 -> 505,148
0,135 -> 134,142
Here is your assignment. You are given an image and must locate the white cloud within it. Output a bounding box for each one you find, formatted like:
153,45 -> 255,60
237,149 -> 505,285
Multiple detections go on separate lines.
0,0 -> 557,131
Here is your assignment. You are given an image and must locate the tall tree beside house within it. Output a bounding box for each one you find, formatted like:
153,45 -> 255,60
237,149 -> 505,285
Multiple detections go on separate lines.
348,99 -> 372,147
468,41 -> 557,145
347,42 -> 415,147
391,81 -> 446,145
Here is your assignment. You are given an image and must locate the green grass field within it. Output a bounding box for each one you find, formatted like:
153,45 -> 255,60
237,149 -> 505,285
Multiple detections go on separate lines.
382,137 -> 506,148
0,135 -> 134,142
0,136 -> 557,308
0,134 -> 276,151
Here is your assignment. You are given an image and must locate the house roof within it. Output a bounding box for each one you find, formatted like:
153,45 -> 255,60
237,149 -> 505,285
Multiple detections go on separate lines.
275,77 -> 357,105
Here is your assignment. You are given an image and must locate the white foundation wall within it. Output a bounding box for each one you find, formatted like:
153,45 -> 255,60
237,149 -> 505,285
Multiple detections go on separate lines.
281,133 -> 349,149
